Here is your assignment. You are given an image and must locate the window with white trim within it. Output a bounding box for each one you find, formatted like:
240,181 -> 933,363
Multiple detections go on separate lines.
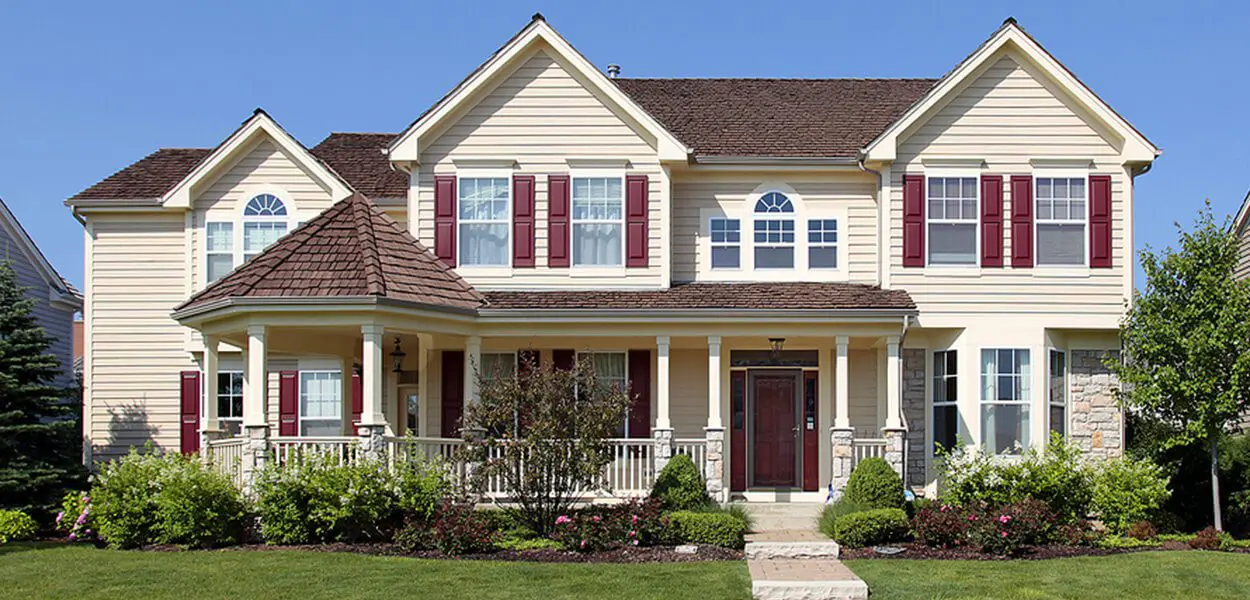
932,350 -> 958,454
1048,349 -> 1067,436
206,223 -> 234,283
458,178 -> 510,266
1035,177 -> 1087,266
242,194 -> 289,262
578,351 -> 630,436
215,371 -> 243,435
709,218 -> 741,269
927,177 -> 978,265
572,177 -> 623,266
808,219 -> 838,269
299,370 -> 343,436
980,349 -> 1030,454
753,192 -> 795,269
480,352 -> 517,381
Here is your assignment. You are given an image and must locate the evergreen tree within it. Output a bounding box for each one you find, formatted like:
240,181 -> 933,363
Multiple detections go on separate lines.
0,261 -> 85,518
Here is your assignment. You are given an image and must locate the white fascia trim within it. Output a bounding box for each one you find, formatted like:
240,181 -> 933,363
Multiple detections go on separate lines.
1232,189 -> 1250,235
385,19 -> 691,163
475,308 -> 917,324
162,111 -> 354,209
862,23 -> 1159,164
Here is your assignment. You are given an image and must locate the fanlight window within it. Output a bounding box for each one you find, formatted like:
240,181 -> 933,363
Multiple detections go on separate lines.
754,192 -> 794,214
244,194 -> 287,217
753,192 -> 795,269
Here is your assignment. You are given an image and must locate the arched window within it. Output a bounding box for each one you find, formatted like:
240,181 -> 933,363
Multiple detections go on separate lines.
242,194 -> 289,262
753,192 -> 795,269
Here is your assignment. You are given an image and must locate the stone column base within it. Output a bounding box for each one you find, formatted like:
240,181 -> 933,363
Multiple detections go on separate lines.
358,424 -> 387,460
830,427 -> 855,501
882,428 -> 906,486
241,424 -> 270,496
704,427 -> 726,502
199,429 -> 229,465
652,428 -> 674,474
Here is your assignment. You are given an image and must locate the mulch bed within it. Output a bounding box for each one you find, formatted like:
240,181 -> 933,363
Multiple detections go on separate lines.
198,542 -> 743,563
839,540 -> 1247,560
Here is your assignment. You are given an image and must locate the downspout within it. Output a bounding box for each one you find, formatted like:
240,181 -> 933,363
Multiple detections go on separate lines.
858,157 -> 888,289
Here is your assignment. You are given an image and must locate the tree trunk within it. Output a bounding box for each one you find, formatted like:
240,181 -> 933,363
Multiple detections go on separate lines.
1210,434 -> 1223,532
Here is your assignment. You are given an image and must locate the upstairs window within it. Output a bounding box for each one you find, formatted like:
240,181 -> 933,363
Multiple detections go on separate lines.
242,194 -> 288,262
572,177 -> 623,266
927,177 -> 978,265
1036,177 -> 1087,266
753,192 -> 795,269
808,219 -> 838,269
710,218 -> 741,269
458,178 -> 510,266
206,223 -> 234,282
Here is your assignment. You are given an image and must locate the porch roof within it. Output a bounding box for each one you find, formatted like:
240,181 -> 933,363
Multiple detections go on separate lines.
481,282 -> 915,311
176,193 -> 485,315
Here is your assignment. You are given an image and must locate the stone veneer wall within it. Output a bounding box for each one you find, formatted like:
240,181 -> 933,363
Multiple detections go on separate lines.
902,349 -> 927,490
1069,350 -> 1123,459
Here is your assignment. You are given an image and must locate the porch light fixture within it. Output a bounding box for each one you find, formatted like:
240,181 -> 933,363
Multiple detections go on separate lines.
390,337 -> 406,373
769,337 -> 785,359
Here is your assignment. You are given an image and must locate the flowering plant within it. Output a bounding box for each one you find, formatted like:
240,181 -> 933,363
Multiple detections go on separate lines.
551,511 -> 616,552
57,491 -> 95,543
911,503 -> 969,548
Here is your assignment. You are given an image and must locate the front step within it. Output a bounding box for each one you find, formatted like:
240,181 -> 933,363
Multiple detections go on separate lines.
734,502 -> 824,533
749,559 -> 868,600
745,540 -> 840,560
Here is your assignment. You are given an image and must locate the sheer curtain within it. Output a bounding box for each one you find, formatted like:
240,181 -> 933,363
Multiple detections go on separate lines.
572,178 -> 623,266
459,178 -> 510,266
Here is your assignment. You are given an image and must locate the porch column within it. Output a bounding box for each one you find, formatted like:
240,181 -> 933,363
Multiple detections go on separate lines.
241,326 -> 269,494
704,335 -> 726,501
652,336 -> 674,473
830,336 -> 854,499
883,335 -> 906,481
199,335 -> 226,461
359,325 -> 387,458
463,336 -> 483,442
416,334 -> 431,437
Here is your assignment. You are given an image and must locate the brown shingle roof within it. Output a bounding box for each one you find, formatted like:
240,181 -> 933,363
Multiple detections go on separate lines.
614,78 -> 938,158
177,193 -> 484,314
482,282 -> 914,311
310,133 -> 408,198
70,148 -> 211,201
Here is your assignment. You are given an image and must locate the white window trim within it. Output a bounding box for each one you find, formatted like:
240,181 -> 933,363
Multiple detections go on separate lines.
209,370 -> 244,427
806,217 -> 840,270
979,347 -> 1032,455
1047,348 -> 1068,437
931,349 -> 959,457
752,190 -> 797,271
298,369 -> 344,437
575,350 -> 632,437
455,173 -> 513,270
1033,171 -> 1091,269
200,186 -> 297,290
569,169 -> 626,270
924,170 -> 981,269
708,216 -> 742,272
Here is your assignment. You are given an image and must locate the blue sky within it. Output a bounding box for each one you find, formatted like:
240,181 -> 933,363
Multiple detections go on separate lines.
2,0 -> 1246,289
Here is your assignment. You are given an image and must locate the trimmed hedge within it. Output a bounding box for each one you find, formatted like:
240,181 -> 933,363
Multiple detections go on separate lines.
667,510 -> 746,549
651,453 -> 710,511
843,457 -> 905,510
830,508 -> 908,548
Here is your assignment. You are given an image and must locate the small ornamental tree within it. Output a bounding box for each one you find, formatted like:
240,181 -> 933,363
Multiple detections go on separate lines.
462,353 -> 629,536
1111,204 -> 1250,531
0,262 -> 85,518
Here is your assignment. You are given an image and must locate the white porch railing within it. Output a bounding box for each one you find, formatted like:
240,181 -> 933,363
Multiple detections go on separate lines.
271,436 -> 359,467
205,437 -> 245,488
674,438 -> 707,471
852,437 -> 887,467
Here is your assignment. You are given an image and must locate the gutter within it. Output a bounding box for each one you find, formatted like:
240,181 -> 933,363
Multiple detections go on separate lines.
691,155 -> 862,167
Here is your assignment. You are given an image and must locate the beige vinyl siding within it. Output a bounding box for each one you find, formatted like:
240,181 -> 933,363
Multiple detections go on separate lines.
671,172 -> 879,283
87,214 -> 194,459
890,53 -> 1128,321
417,48 -> 664,290
1236,224 -> 1250,281
0,225 -> 75,387
848,349 -> 880,431
670,349 -> 709,438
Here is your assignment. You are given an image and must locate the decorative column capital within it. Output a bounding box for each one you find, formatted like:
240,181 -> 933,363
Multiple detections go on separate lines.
835,335 -> 849,347
707,335 -> 721,349
656,335 -> 671,347
246,324 -> 267,338
361,324 -> 385,338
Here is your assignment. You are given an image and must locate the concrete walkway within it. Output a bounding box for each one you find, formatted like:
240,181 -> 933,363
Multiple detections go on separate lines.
740,505 -> 868,600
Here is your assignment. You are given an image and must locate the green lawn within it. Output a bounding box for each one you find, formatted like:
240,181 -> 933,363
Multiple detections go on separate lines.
847,551 -> 1250,599
0,543 -> 751,600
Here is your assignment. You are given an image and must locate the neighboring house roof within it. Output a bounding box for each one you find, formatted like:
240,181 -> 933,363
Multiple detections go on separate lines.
0,197 -> 82,307
1232,189 -> 1250,236
613,78 -> 937,159
309,133 -> 407,198
176,193 -> 484,314
482,282 -> 915,311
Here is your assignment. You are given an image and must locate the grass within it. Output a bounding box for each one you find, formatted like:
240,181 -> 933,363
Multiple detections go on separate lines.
847,551 -> 1250,600
0,543 -> 751,600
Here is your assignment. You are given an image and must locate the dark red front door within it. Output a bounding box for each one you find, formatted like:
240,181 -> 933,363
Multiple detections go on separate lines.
752,374 -> 797,487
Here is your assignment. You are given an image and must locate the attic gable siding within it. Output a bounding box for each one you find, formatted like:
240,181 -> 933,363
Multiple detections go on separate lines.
889,54 -> 1128,326
418,50 -> 664,290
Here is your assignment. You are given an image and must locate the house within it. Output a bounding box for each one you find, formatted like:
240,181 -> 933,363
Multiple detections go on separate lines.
66,15 -> 1155,501
0,198 -> 82,389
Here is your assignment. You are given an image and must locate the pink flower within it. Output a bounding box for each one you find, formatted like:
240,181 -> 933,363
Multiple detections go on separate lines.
580,540 -> 587,549
998,515 -> 1012,524
1001,531 -> 1008,538
939,505 -> 949,512
67,533 -> 77,542
592,516 -> 601,523
76,513 -> 87,526
968,515 -> 977,522
631,515 -> 639,524
632,539 -> 639,546
55,511 -> 64,524
555,515 -> 571,525
628,530 -> 636,538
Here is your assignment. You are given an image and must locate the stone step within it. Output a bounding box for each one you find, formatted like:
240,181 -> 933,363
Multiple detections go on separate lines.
750,517 -> 822,532
749,559 -> 868,600
746,540 -> 840,560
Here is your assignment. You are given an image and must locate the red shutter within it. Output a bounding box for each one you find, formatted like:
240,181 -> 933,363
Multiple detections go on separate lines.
179,371 -> 201,454
553,349 -> 575,371
981,175 -> 1004,267
627,350 -> 651,438
730,371 -> 747,492
902,174 -> 925,267
279,371 -> 298,436
513,175 -> 536,268
625,175 -> 649,268
441,351 -> 464,438
434,175 -> 457,267
1089,175 -> 1113,268
1010,175 -> 1034,268
350,372 -> 363,435
548,175 -> 571,267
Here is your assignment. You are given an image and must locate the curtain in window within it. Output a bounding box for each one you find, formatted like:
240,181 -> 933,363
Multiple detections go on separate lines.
243,221 -> 287,259
572,178 -> 623,266
459,178 -> 510,266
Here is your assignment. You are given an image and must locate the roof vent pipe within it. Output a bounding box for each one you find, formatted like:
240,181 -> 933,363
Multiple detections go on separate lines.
606,64 -> 620,79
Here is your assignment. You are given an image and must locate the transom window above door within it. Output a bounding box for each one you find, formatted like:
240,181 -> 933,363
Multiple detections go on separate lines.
927,177 -> 978,266
458,178 -> 511,266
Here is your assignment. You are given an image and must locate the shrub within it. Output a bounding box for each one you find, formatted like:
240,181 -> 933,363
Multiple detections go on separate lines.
967,507 -> 1026,555
480,509 -> 536,541
1053,521 -> 1101,546
1125,520 -> 1158,541
1002,499 -> 1058,546
1189,527 -> 1222,551
394,517 -> 434,553
0,510 -> 37,544
843,458 -> 905,510
431,501 -> 497,555
552,511 -> 617,552
693,503 -> 753,533
830,508 -> 908,548
1098,534 -> 1161,549
911,504 -> 969,548
819,500 -> 873,538
56,491 -> 95,543
1090,457 -> 1170,535
92,448 -> 165,548
651,454 -> 711,511
666,510 -> 746,549
938,434 -> 1093,522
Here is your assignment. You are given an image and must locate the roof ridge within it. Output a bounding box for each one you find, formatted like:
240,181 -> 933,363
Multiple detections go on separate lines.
351,195 -> 387,297
615,77 -> 940,82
